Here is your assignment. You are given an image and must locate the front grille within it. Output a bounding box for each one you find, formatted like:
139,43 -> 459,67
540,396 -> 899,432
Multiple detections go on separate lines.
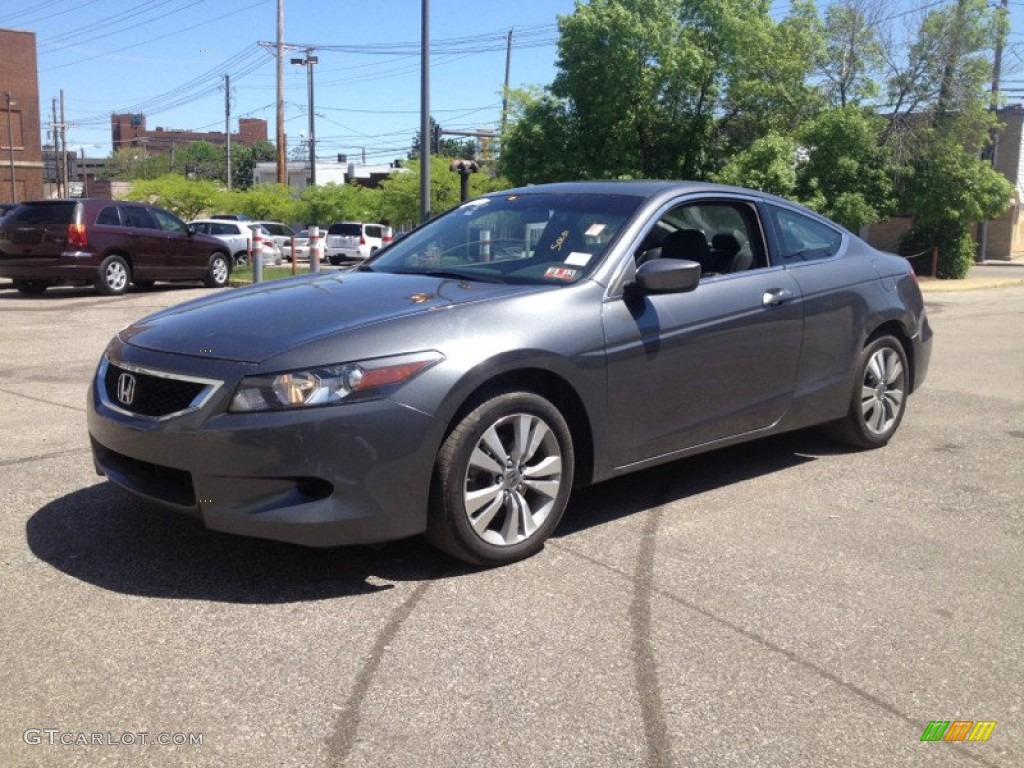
102,361 -> 217,418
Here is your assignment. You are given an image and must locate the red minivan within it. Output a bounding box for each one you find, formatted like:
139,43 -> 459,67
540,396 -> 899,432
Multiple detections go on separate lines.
0,199 -> 232,295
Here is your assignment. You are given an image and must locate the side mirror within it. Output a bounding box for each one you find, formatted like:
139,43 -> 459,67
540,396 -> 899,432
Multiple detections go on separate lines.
632,259 -> 701,295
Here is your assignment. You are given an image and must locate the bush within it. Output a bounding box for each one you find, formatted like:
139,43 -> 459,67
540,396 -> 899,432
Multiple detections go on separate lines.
899,221 -> 975,279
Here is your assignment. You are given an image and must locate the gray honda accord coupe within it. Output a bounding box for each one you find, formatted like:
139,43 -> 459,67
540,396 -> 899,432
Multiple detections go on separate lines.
88,181 -> 932,566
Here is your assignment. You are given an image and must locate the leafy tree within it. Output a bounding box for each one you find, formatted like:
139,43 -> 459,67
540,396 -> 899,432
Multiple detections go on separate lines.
376,156 -> 510,230
713,133 -> 798,197
899,131 -> 1012,278
175,141 -> 226,182
410,117 -> 476,160
221,183 -> 298,222
231,140 -> 276,190
819,0 -> 883,108
795,106 -> 894,232
123,175 -> 222,221
296,182 -> 381,227
104,147 -> 170,180
500,88 -> 584,186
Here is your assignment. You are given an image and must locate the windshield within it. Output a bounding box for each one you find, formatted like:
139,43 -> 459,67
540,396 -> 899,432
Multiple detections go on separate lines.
366,192 -> 641,285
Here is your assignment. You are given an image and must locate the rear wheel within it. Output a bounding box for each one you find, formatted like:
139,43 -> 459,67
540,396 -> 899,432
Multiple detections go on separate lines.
426,391 -> 574,566
203,253 -> 230,288
829,335 -> 909,449
232,251 -> 248,267
95,255 -> 130,295
13,279 -> 50,295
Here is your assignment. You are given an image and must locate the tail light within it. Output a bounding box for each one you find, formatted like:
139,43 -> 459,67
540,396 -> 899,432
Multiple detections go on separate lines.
382,227 -> 393,245
359,234 -> 366,245
67,223 -> 88,249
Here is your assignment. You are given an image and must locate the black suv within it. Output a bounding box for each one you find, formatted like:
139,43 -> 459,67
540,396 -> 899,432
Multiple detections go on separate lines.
0,199 -> 232,296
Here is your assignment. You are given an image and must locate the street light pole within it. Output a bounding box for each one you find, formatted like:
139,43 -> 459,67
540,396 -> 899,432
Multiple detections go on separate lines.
291,51 -> 318,187
5,91 -> 16,203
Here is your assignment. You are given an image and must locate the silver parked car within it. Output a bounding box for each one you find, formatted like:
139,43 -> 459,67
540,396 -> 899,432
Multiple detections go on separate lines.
188,219 -> 281,267
88,181 -> 932,566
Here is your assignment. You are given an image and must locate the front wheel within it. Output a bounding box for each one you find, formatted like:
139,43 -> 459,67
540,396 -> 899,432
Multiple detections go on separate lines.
95,255 -> 130,295
828,335 -> 909,449
426,391 -> 574,566
203,253 -> 230,288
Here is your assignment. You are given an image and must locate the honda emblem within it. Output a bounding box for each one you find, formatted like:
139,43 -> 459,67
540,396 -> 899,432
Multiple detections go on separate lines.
117,372 -> 136,406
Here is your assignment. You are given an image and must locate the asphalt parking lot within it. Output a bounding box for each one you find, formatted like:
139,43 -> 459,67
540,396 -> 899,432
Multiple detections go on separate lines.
1,277 -> 1022,768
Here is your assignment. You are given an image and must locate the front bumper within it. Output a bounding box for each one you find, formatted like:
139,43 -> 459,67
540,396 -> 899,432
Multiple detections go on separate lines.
87,346 -> 447,548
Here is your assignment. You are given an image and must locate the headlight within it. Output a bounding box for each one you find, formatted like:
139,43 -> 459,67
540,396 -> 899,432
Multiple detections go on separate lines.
229,351 -> 444,412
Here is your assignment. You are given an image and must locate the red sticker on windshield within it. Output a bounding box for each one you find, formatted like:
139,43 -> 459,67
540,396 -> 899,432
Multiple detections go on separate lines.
544,267 -> 577,281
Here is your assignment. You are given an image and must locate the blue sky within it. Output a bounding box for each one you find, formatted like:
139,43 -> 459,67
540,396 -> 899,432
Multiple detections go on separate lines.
1,0 -> 578,161
2,0 -> 1023,163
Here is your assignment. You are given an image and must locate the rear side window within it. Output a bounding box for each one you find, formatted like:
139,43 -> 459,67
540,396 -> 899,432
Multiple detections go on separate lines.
96,206 -> 122,226
328,223 -> 361,237
4,202 -> 76,226
767,205 -> 843,265
210,223 -> 238,236
364,225 -> 383,239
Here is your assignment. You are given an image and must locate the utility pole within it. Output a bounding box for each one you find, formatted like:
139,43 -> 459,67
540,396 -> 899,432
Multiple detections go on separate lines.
5,91 -> 15,203
225,74 -> 232,189
420,0 -> 431,223
60,90 -> 69,198
978,0 -> 1009,262
291,50 -> 318,187
51,98 -> 62,197
276,0 -> 286,184
500,28 -> 513,141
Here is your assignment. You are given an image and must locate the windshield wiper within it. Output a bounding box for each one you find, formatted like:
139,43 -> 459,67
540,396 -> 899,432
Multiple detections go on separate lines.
412,269 -> 506,284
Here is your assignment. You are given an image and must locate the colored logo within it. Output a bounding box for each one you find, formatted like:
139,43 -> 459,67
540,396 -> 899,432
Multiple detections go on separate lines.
920,721 -> 996,742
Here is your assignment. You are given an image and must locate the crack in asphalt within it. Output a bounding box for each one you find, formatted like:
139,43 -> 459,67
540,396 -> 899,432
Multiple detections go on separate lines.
631,506 -> 674,768
555,542 -> 1006,768
0,387 -> 88,413
0,447 -> 90,468
326,564 -> 447,766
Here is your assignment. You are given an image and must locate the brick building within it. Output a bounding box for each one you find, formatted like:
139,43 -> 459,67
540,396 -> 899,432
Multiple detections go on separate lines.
0,28 -> 45,203
111,113 -> 267,155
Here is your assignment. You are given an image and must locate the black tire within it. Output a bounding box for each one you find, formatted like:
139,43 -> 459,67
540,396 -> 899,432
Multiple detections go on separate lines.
203,252 -> 230,288
133,280 -> 156,290
13,279 -> 50,295
233,252 -> 248,267
95,255 -> 130,295
828,335 -> 909,449
426,391 -> 574,566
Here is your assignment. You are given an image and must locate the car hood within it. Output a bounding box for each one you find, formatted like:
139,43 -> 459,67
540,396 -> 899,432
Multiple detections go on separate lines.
120,272 -> 543,364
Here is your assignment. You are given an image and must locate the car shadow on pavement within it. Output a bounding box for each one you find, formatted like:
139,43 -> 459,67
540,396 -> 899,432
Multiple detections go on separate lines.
25,429 -> 850,603
25,482 -> 456,604
556,428 -> 843,538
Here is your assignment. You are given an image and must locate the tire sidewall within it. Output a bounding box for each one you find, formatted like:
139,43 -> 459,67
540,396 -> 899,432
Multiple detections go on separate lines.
435,392 -> 574,566
849,336 -> 909,447
206,253 -> 230,287
96,255 -> 129,295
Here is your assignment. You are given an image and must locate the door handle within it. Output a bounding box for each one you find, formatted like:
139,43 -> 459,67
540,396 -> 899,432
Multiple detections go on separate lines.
762,288 -> 793,307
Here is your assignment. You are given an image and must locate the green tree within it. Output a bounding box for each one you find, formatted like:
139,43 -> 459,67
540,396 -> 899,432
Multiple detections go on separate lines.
899,131 -> 1012,278
713,132 -> 798,197
500,88 -> 584,186
410,117 -> 476,160
175,141 -> 226,182
296,182 -> 381,227
221,183 -> 298,222
796,106 -> 894,232
231,140 -> 276,190
819,0 -> 883,108
376,156 -> 510,230
123,175 -> 222,221
104,147 -> 170,180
